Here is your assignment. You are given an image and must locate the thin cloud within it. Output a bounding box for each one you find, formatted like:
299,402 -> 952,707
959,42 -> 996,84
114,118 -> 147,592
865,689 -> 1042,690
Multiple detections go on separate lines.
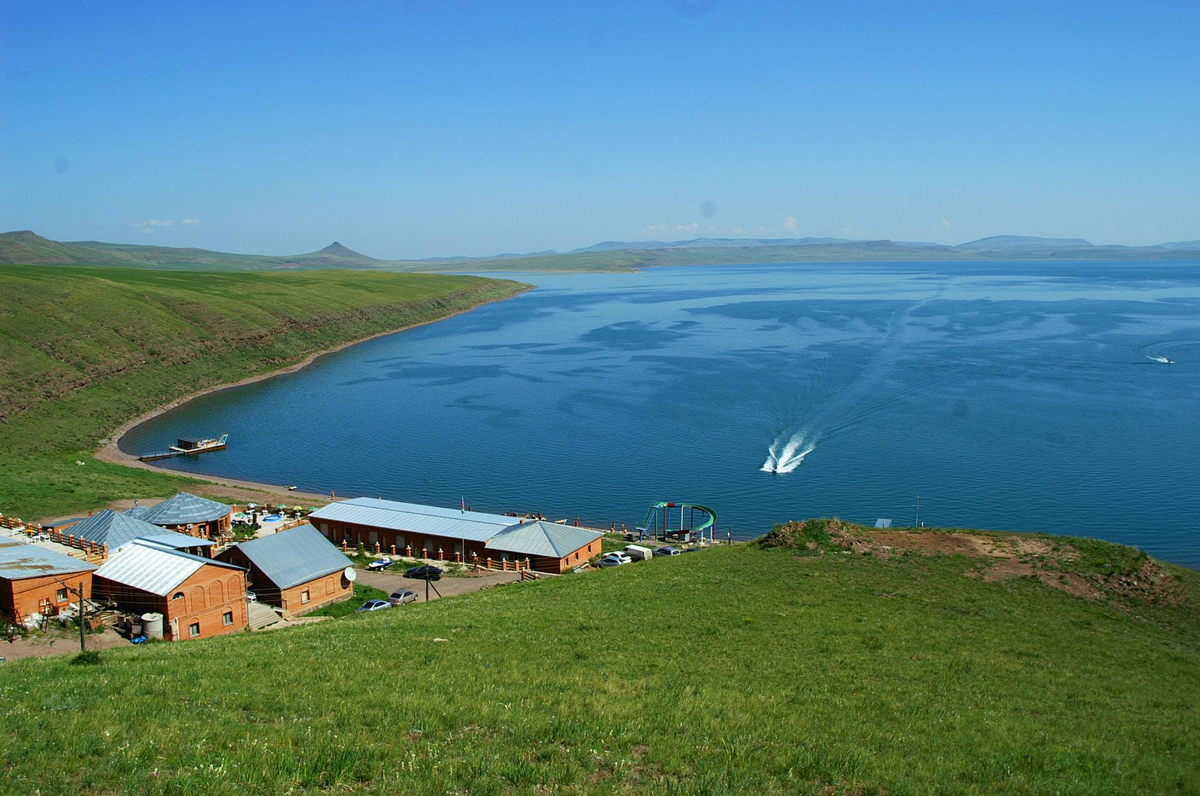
782,215 -> 798,231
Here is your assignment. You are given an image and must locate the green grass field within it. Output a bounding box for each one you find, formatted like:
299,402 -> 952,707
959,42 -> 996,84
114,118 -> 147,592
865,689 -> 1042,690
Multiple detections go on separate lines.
0,264 -> 528,519
1,540 -> 1196,794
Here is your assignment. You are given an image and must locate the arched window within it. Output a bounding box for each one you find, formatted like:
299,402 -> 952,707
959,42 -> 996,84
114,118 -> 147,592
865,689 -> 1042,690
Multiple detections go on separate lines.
172,592 -> 184,600
191,585 -> 206,610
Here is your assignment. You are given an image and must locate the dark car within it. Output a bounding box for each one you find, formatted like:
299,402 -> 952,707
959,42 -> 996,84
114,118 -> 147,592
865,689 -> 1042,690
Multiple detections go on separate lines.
653,546 -> 681,557
404,564 -> 444,581
367,558 -> 394,571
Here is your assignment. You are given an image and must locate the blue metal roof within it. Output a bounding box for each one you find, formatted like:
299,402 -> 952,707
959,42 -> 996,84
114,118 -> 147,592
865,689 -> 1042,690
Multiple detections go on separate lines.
138,492 -> 231,525
230,524 -> 352,590
874,519 -> 893,529
94,540 -> 242,596
309,497 -> 517,543
0,538 -> 96,580
67,510 -> 173,550
485,521 -> 601,559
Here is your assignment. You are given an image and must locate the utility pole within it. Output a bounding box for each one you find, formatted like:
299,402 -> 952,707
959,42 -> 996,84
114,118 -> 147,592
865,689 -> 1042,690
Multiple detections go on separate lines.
914,492 -> 921,528
78,581 -> 86,652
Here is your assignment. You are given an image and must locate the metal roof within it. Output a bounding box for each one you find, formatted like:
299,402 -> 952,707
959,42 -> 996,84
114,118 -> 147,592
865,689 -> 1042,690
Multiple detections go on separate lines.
138,492 -> 232,525
309,497 -> 518,543
137,533 -> 215,551
124,506 -> 151,519
874,519 -> 893,529
68,510 -> 176,550
0,538 -> 96,580
231,524 -> 352,590
485,520 -> 602,559
94,540 -> 242,596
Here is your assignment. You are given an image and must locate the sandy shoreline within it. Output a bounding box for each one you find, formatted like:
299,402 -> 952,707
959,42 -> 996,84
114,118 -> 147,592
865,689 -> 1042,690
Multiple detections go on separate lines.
88,286 -> 532,514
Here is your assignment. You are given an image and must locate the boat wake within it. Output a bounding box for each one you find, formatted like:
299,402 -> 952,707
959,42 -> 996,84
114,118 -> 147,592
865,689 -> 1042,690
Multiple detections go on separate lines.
1144,353 -> 1174,364
761,436 -> 816,474
760,292 -> 940,476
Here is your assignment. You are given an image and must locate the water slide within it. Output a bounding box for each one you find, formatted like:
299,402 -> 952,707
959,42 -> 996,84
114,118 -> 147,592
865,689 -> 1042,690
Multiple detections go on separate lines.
637,501 -> 717,541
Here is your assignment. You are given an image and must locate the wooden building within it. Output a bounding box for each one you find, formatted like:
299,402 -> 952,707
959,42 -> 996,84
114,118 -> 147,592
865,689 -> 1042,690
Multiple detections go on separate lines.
308,498 -> 602,573
217,524 -> 354,616
0,538 -> 96,626
93,540 -> 247,641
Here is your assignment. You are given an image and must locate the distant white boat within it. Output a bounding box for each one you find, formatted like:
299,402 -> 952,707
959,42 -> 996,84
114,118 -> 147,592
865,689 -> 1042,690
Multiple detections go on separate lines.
1145,354 -> 1175,364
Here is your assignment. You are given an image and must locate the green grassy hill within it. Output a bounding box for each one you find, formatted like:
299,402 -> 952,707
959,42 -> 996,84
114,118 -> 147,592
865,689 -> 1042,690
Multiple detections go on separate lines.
2,524 -> 1196,794
0,264 -> 528,518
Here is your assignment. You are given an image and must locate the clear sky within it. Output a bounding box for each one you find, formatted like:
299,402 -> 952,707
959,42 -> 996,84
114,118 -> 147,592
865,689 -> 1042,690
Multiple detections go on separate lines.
2,1 -> 1197,258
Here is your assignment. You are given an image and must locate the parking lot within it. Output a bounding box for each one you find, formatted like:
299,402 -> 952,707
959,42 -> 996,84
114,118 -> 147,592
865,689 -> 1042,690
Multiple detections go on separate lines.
355,567 -> 523,603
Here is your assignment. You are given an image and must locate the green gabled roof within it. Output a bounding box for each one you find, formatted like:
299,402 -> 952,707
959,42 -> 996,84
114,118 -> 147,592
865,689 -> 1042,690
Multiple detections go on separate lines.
485,520 -> 601,559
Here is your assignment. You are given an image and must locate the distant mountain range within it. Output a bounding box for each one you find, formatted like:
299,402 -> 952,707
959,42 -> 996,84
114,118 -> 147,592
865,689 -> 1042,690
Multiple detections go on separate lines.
2,230 -> 1198,273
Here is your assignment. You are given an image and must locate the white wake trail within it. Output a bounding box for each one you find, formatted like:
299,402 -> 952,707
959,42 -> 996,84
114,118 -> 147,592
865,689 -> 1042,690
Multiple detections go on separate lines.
762,432 -> 816,473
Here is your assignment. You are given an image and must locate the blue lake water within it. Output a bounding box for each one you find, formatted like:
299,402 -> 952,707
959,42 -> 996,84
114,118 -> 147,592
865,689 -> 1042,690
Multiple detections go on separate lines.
122,261 -> 1200,567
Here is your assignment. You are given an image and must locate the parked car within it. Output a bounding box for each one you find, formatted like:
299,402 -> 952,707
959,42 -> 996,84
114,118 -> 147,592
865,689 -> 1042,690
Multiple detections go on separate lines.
388,589 -> 418,606
367,558 -> 394,571
598,552 -> 632,568
355,599 -> 391,613
653,546 -> 681,557
245,590 -> 258,602
405,564 -> 444,581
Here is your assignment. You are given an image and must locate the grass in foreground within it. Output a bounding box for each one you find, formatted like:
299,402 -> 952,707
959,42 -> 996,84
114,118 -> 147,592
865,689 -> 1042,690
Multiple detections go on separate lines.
2,539 -> 1196,794
0,264 -> 527,519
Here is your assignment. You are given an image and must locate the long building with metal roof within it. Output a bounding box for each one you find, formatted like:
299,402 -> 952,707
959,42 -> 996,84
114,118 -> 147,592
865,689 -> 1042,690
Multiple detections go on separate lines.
309,498 -> 603,573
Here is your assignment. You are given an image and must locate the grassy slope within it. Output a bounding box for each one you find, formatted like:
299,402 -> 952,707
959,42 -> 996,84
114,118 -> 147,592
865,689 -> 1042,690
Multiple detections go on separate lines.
0,265 -> 528,518
2,542 -> 1197,794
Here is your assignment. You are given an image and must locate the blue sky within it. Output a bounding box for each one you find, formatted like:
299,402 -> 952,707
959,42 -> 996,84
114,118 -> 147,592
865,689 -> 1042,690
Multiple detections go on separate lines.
2,1 -> 1197,258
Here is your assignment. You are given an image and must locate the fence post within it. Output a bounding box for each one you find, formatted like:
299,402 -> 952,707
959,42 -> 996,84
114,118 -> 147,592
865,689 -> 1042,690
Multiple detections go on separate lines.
390,544 -> 396,556
102,543 -> 108,560
455,551 -> 461,563
406,545 -> 412,558
486,557 -> 492,570
374,542 -> 381,553
437,547 -> 443,561
421,547 -> 427,559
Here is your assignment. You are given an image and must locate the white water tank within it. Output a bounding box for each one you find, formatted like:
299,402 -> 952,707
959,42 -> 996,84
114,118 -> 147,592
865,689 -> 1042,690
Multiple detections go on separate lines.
141,612 -> 164,640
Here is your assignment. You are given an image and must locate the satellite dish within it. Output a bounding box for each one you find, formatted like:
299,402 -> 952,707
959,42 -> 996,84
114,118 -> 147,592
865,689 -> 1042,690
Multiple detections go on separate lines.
343,567 -> 357,582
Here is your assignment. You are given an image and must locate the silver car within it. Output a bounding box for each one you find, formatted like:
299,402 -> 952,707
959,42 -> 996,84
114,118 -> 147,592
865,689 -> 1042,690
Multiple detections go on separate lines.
388,589 -> 418,606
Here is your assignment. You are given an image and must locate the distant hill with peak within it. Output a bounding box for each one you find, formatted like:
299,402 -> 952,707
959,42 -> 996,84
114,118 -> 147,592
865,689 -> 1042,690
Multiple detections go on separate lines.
2,229 -> 1199,273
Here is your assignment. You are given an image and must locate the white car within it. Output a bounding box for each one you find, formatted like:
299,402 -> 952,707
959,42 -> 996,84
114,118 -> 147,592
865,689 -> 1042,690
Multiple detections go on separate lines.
598,552 -> 632,568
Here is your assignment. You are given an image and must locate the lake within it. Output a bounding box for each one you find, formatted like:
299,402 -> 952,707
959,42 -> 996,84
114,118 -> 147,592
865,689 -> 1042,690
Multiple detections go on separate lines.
122,261 -> 1200,567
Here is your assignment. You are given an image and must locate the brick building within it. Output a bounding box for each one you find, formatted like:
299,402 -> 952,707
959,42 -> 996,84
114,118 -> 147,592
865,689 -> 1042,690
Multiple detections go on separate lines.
93,540 -> 247,641
308,498 -> 603,573
0,538 -> 96,626
136,492 -> 233,540
217,524 -> 354,616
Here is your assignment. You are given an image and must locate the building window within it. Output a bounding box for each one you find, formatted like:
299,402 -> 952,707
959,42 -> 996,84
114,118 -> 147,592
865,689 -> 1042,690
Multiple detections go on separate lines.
189,622 -> 200,638
172,591 -> 184,600
301,589 -> 311,604
56,587 -> 68,602
223,611 -> 233,626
